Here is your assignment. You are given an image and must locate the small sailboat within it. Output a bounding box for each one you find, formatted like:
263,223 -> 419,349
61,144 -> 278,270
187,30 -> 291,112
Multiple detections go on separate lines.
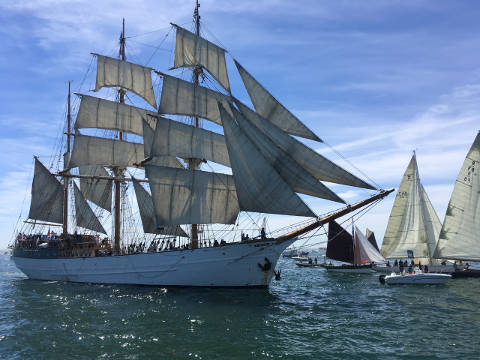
433,132 -> 480,278
380,152 -> 442,266
320,221 -> 385,273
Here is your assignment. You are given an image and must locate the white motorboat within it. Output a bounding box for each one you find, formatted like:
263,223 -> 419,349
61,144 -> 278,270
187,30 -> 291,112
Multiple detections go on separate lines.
379,271 -> 451,285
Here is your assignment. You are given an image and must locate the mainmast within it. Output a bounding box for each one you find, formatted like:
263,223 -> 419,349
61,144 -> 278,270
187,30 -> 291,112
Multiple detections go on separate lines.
190,0 -> 201,249
114,18 -> 126,253
62,81 -> 72,238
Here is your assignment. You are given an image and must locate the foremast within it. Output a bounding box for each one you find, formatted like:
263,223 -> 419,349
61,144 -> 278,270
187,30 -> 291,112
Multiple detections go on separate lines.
62,81 -> 72,238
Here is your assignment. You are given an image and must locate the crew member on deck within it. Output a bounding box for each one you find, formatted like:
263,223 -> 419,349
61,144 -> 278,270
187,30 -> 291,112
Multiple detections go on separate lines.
260,227 -> 266,240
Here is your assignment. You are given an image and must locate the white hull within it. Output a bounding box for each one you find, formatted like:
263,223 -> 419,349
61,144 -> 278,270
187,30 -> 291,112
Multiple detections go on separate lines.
384,273 -> 451,285
12,239 -> 295,287
375,265 -> 456,274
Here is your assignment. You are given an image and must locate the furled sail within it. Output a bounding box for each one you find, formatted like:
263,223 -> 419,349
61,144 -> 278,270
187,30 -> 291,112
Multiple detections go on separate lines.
381,154 -> 440,261
146,165 -> 239,225
93,54 -> 157,108
158,74 -> 232,126
233,107 -> 343,203
234,61 -> 320,141
131,178 -> 187,237
433,133 -> 480,261
79,165 -> 112,212
326,220 -> 354,263
151,116 -> 230,167
354,226 -> 385,264
365,228 -> 380,251
73,182 -> 107,234
172,24 -> 230,92
235,100 -> 374,190
69,133 -> 145,168
219,103 -> 315,217
75,94 -> 155,136
142,119 -> 184,168
28,158 -> 64,224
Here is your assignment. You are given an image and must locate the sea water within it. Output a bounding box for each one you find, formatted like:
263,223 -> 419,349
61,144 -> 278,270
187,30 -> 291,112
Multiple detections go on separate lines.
0,253 -> 478,359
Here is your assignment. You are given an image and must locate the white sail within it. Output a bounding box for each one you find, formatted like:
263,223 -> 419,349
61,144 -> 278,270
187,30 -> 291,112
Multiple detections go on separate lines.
132,178 -> 187,237
79,165 -> 112,212
421,186 -> 442,258
73,182 -> 107,234
146,165 -> 239,225
158,74 -> 232,126
151,116 -> 230,167
354,226 -> 385,263
235,100 -> 374,190
219,103 -> 315,217
28,158 -> 64,224
69,133 -> 145,168
381,154 -> 439,261
75,94 -> 155,136
94,54 -> 157,108
142,119 -> 184,168
434,133 -> 480,261
235,61 -> 320,141
173,25 -> 230,92
233,107 -> 343,203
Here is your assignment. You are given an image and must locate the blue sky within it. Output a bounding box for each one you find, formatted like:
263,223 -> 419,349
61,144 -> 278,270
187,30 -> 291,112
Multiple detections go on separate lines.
1,0 -> 479,249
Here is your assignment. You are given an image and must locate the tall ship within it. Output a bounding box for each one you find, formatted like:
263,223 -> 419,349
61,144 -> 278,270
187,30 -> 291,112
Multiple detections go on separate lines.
11,2 -> 392,287
380,152 -> 442,264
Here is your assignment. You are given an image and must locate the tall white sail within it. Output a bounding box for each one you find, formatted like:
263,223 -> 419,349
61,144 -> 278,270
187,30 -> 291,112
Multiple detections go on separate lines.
235,100 -> 374,190
69,133 -> 145,168
146,165 -> 239,226
219,103 -> 315,217
28,158 -> 64,224
421,186 -> 442,258
173,24 -> 230,92
73,182 -> 107,234
151,116 -> 230,167
79,166 -> 112,212
235,61 -> 320,141
75,94 -> 155,136
94,54 -> 157,108
233,107 -> 343,203
381,154 -> 440,261
158,74 -> 232,126
434,133 -> 480,261
142,119 -> 184,168
132,178 -> 187,237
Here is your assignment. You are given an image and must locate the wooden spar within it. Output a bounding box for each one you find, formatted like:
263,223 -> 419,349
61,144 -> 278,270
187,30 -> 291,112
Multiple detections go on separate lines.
62,81 -> 71,239
190,0 -> 201,250
275,189 -> 395,243
114,18 -> 126,254
58,173 -> 147,182
25,220 -> 63,227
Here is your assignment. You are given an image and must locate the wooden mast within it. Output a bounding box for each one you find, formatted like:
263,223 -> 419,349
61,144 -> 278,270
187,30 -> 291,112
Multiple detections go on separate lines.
114,18 -> 126,254
62,81 -> 72,239
190,0 -> 201,249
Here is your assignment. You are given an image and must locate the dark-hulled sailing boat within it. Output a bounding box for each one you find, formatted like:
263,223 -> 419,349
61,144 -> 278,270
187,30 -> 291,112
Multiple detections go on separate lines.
320,221 -> 385,273
10,2 -> 393,287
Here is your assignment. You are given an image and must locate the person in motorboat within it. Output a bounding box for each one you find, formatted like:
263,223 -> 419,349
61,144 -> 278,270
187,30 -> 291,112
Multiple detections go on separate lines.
399,261 -> 404,274
464,263 -> 470,270
424,264 -> 429,273
394,259 -> 398,267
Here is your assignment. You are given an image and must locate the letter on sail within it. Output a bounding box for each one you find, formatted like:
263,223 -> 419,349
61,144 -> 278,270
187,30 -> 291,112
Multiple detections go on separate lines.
75,94 -> 155,136
219,103 -> 315,217
69,133 -> 145,168
94,54 -> 157,108
434,133 -> 480,261
146,165 -> 239,225
233,107 -> 343,203
381,154 -> 441,262
235,99 -> 374,190
73,182 -> 107,234
173,25 -> 230,92
132,178 -> 187,237
159,74 -> 232,126
79,165 -> 112,212
235,60 -> 320,141
28,158 -> 64,224
151,116 -> 230,167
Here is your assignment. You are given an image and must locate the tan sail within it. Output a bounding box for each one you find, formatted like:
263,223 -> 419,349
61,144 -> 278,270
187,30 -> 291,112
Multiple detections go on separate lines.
142,119 -> 184,168
433,133 -> 480,261
79,165 -> 112,212
28,158 -> 64,224
94,54 -> 157,108
73,182 -> 107,234
173,24 -> 230,92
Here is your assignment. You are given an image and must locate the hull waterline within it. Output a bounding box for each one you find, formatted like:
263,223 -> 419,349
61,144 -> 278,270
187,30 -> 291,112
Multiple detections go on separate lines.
12,239 -> 295,288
